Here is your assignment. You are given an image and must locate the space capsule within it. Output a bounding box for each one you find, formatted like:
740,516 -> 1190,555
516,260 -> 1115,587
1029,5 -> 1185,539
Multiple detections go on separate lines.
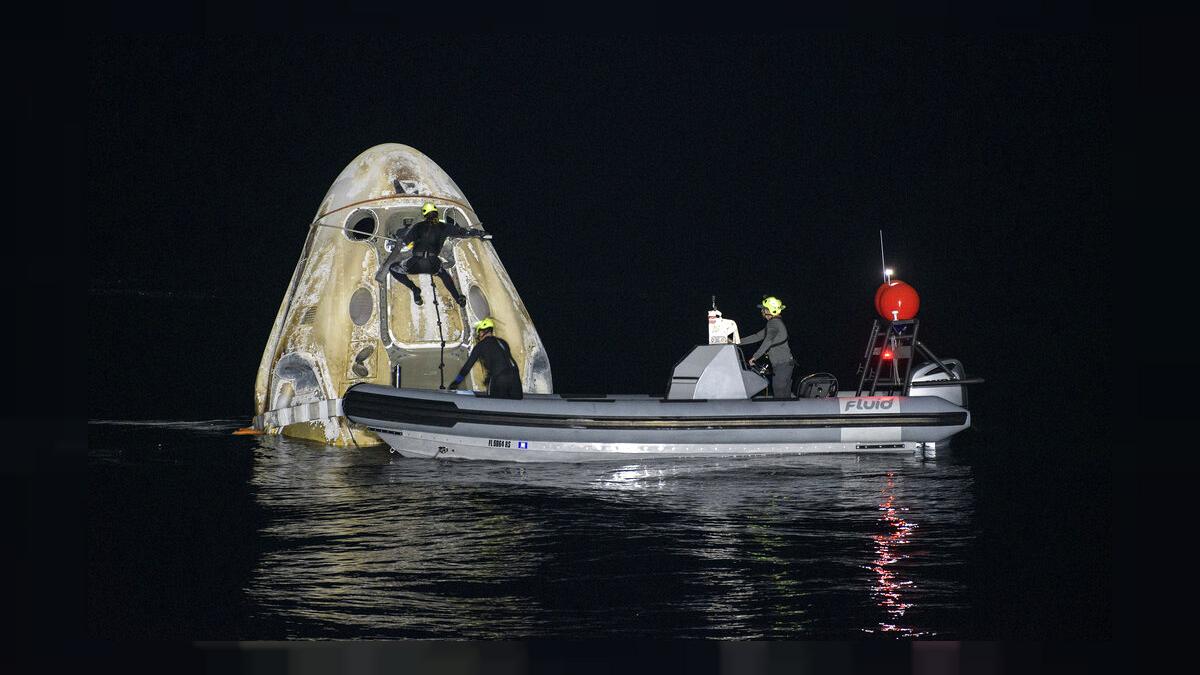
252,144 -> 553,445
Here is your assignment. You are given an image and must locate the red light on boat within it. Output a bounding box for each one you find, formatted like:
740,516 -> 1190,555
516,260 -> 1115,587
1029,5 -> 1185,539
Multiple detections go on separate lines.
882,350 -> 894,360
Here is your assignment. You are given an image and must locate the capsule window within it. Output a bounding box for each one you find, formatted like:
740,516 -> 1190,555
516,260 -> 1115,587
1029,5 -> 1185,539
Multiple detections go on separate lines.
346,212 -> 376,241
350,344 -> 375,379
468,286 -> 491,318
349,287 -> 373,326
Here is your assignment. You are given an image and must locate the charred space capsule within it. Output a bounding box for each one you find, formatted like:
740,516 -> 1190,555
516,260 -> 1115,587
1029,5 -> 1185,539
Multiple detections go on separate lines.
253,144 -> 553,445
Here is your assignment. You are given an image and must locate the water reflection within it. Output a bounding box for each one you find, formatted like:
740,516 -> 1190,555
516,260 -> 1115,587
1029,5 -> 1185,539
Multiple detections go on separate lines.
596,464 -> 675,491
243,438 -> 976,638
866,471 -> 921,636
247,437 -> 548,638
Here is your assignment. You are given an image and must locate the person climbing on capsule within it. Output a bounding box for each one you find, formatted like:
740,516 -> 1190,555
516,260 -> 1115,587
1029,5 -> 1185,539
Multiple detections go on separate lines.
374,201 -> 487,307
448,317 -> 524,399
740,296 -> 796,399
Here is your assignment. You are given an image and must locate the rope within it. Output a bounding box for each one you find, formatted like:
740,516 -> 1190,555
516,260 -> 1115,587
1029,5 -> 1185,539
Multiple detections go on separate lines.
432,284 -> 447,390
313,193 -> 480,223
310,221 -> 492,244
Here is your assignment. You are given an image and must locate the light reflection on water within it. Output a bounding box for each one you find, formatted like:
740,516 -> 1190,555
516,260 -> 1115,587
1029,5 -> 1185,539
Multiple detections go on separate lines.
866,471 -> 921,636
244,436 -> 976,638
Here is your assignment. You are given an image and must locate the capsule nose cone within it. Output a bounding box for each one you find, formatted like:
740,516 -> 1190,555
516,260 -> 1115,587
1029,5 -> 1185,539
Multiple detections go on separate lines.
316,144 -> 472,221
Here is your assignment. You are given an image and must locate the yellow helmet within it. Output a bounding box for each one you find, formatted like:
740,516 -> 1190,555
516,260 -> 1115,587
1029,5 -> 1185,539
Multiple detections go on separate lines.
474,317 -> 496,332
421,202 -> 437,216
760,296 -> 785,316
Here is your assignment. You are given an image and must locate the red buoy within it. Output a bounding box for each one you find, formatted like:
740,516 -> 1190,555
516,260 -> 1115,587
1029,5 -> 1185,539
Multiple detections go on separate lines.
875,280 -> 920,320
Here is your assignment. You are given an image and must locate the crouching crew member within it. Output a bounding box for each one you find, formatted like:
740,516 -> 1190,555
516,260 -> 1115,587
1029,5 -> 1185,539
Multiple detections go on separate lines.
448,317 -> 523,399
375,201 -> 487,307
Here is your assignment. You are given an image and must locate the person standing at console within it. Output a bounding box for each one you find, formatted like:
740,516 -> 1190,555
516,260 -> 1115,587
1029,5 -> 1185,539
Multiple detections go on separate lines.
741,296 -> 795,399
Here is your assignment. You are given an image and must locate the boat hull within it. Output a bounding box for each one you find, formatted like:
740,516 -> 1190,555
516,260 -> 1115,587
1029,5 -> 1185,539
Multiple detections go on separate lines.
377,428 -> 936,461
343,384 -> 970,462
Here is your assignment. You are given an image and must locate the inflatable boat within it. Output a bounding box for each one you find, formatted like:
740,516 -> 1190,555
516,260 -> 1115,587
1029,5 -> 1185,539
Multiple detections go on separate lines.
343,332 -> 976,462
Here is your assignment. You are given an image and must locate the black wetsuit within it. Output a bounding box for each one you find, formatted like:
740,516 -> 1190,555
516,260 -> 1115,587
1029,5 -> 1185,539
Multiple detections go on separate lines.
377,216 -> 483,304
451,334 -> 523,399
741,316 -> 795,399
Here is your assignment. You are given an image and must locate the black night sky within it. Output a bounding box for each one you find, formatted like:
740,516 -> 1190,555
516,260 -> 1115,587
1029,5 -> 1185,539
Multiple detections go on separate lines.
85,34 -> 1111,422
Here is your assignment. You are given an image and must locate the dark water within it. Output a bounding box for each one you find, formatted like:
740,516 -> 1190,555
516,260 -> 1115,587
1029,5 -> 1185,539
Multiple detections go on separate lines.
85,296 -> 1110,639
86,415 -> 1109,639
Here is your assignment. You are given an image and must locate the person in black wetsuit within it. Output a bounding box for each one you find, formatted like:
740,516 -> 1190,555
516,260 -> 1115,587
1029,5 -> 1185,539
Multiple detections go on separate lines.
740,295 -> 795,399
448,317 -> 523,399
374,201 -> 487,306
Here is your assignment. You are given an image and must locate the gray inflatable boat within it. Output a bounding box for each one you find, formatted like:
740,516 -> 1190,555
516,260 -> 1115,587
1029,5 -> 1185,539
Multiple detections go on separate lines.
342,343 -> 973,462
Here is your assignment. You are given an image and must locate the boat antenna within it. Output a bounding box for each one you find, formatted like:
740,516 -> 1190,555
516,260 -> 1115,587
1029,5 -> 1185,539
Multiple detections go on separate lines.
879,230 -> 886,280
712,295 -> 717,311
879,230 -> 892,283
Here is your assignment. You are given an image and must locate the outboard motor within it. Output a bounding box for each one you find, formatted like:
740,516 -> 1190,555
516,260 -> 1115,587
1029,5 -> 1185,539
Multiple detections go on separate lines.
908,359 -> 968,407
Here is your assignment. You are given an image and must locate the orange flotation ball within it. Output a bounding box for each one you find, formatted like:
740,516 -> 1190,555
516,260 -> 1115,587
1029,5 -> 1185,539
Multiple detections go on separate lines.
875,280 -> 920,320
